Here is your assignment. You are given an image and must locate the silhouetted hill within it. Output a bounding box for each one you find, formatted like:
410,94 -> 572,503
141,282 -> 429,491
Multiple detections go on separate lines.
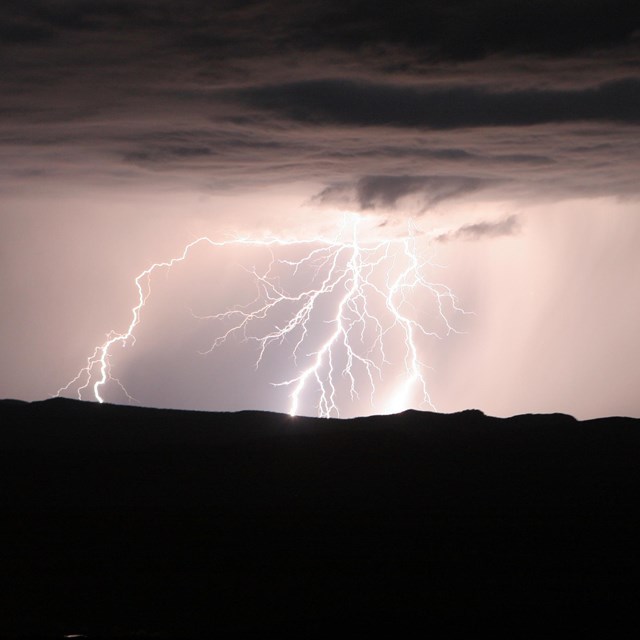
1,399 -> 639,638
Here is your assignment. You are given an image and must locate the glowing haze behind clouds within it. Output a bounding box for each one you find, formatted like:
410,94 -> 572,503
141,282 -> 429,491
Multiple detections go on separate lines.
1,0 -> 639,418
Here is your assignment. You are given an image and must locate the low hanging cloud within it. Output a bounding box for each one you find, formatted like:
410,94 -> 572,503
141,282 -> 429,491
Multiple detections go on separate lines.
313,175 -> 494,211
436,215 -> 521,242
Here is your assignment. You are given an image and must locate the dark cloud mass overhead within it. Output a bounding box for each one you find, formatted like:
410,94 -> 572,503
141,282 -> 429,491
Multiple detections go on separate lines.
1,0 -> 639,418
1,0 -> 639,199
234,78 -> 640,128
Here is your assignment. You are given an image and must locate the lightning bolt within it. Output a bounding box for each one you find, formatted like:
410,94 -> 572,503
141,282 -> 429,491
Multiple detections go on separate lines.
57,214 -> 468,417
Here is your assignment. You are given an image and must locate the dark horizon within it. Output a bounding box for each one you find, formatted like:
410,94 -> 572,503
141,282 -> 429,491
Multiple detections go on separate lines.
5,394 -> 639,422
2,396 -> 639,637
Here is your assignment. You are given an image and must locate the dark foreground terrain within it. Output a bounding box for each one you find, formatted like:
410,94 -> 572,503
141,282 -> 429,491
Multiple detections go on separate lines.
1,398 -> 639,638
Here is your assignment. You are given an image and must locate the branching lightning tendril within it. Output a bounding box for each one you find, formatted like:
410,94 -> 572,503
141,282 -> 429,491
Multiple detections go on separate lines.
57,214 -> 468,417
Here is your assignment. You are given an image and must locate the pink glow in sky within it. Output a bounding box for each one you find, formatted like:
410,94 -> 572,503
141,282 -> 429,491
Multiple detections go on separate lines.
1,1 -> 639,418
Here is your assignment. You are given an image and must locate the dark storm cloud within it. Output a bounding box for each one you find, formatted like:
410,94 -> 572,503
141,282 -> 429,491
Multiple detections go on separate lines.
2,0 -> 638,72
0,18 -> 51,44
234,78 -> 640,129
0,0 -> 638,201
315,175 -> 492,211
288,0 -> 640,60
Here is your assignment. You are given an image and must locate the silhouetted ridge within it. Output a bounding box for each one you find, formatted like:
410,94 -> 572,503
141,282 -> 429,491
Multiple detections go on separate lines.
1,399 -> 639,638
0,398 -> 27,407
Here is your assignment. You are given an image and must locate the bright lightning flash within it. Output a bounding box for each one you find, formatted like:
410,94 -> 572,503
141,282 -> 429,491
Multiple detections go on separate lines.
57,214 -> 468,417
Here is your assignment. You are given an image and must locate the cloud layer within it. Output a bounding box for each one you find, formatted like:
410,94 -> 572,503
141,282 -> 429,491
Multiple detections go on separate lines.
0,0 -> 638,207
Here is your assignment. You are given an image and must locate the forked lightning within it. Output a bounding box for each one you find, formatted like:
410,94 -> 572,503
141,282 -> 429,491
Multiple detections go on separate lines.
57,215 -> 467,417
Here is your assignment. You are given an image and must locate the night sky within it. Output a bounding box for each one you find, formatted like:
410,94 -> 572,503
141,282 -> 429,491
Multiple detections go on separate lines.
1,0 -> 639,418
